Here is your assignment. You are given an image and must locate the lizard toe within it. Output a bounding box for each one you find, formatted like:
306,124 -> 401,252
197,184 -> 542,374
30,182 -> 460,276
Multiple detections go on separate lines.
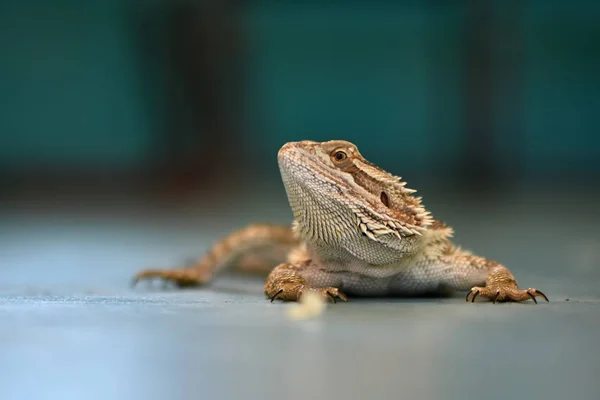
466,285 -> 549,304
318,287 -> 348,303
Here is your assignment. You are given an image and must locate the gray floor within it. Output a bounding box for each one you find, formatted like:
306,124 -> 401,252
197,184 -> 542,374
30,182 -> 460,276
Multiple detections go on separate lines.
1,187 -> 600,400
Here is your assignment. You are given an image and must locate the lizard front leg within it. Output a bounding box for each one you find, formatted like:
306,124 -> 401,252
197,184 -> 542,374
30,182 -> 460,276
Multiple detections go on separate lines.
394,246 -> 548,303
264,262 -> 348,303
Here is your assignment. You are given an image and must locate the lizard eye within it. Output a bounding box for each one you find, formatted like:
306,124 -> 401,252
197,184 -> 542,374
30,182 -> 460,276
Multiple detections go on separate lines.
332,151 -> 347,161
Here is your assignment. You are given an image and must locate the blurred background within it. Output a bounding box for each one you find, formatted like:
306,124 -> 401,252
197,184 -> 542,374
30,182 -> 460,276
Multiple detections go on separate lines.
1,2 -> 600,400
1,0 -> 599,283
1,0 -> 598,202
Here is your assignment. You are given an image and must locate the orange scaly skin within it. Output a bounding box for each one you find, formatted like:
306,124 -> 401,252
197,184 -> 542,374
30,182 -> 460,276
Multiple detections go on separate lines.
133,140 -> 548,305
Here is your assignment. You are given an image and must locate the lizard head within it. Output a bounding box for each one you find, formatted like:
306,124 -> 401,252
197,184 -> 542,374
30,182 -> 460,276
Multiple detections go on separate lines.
278,140 -> 433,264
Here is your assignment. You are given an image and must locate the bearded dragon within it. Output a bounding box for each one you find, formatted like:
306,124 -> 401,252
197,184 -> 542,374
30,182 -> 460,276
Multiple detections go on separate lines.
132,140 -> 548,304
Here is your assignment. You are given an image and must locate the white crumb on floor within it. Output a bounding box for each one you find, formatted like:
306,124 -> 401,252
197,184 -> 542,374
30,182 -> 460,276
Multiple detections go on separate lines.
286,291 -> 326,320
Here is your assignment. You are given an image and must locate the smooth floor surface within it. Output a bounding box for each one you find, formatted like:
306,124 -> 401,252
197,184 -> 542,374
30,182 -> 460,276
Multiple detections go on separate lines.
1,189 -> 600,400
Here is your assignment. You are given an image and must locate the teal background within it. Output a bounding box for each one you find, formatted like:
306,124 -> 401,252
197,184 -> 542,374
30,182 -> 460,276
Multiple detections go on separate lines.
0,1 -> 598,179
0,1 -> 157,168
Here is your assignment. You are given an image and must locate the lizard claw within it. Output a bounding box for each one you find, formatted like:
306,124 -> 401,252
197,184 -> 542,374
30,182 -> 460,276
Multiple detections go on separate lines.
270,288 -> 284,302
266,284 -> 347,303
527,291 -> 538,304
526,288 -> 549,303
492,290 -> 501,304
466,288 -> 480,303
301,286 -> 348,303
321,287 -> 348,303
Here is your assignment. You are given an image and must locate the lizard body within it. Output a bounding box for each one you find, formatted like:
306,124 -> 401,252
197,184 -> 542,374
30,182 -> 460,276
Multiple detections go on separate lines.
134,140 -> 548,304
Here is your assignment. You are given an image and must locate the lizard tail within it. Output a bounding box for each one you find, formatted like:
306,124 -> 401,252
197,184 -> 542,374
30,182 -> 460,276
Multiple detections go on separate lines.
132,224 -> 299,287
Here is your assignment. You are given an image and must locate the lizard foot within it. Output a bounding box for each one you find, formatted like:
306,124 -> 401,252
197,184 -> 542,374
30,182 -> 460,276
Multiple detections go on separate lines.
269,285 -> 347,303
466,286 -> 549,304
131,267 -> 210,288
264,262 -> 347,303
